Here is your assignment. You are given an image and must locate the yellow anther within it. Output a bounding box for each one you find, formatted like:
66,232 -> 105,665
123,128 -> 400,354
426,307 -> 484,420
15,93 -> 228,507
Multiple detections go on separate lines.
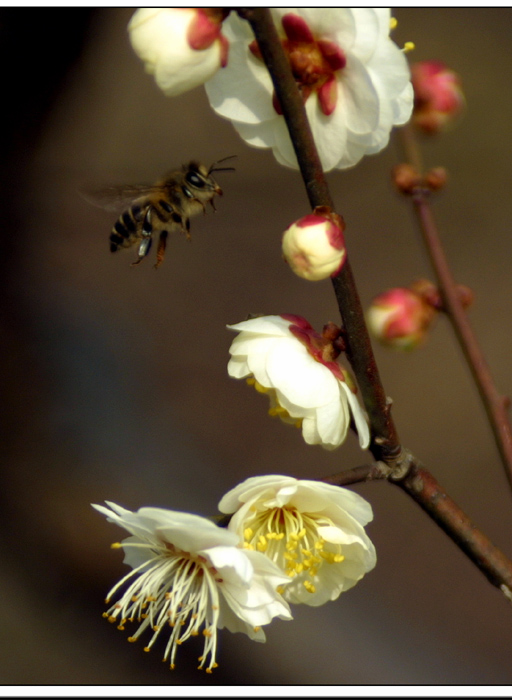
298,528 -> 307,538
253,380 -> 270,394
403,41 -> 415,53
258,535 -> 267,545
284,551 -> 297,561
295,563 -> 304,574
334,554 -> 345,563
213,663 -> 219,669
117,624 -> 125,631
127,637 -> 138,643
244,527 -> 254,540
289,532 -> 299,541
203,629 -> 212,638
314,539 -> 324,550
266,532 -> 276,540
131,595 -> 139,602
246,376 -> 256,386
390,16 -> 398,30
301,548 -> 312,557
206,668 -> 213,674
254,626 -> 261,632
294,419 -> 303,429
108,616 -> 116,624
170,663 -> 176,670
257,541 -> 268,552
276,532 -> 285,540
277,585 -> 286,594
110,542 -> 122,549
303,580 -> 316,593
146,596 -> 157,602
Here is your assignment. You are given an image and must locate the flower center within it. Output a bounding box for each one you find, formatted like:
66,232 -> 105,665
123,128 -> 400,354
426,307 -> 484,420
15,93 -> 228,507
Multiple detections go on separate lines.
249,13 -> 346,116
104,542 -> 223,672
246,377 -> 303,428
242,506 -> 345,595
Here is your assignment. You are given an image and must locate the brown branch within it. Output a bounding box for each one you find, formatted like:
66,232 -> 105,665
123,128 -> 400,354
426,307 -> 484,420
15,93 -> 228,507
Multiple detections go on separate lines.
399,124 -> 512,490
396,460 -> 512,592
239,7 -> 401,464
323,460 -> 512,595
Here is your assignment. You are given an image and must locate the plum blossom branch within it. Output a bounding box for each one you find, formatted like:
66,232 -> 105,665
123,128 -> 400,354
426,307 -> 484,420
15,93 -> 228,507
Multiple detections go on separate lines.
398,123 -> 512,490
242,8 -> 512,601
239,7 -> 400,463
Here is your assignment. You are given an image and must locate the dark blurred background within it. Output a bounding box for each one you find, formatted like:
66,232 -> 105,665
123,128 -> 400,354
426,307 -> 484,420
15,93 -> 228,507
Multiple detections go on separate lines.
2,8 -> 512,686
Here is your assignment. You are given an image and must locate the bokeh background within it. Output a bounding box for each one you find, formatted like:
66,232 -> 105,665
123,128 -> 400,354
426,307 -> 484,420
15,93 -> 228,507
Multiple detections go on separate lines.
2,7 -> 512,686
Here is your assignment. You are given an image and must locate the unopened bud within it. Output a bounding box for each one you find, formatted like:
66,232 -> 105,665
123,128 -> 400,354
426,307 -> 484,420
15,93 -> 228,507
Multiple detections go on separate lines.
425,167 -> 448,192
367,286 -> 437,350
411,60 -> 465,135
282,207 -> 346,281
392,163 -> 422,194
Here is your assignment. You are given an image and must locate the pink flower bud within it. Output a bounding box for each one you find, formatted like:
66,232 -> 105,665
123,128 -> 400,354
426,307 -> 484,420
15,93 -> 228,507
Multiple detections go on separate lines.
282,208 -> 346,281
411,60 -> 465,134
367,287 -> 436,350
129,8 -> 228,97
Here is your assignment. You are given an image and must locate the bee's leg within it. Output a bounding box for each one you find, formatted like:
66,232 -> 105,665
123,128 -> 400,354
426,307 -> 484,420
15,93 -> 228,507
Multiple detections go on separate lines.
132,206 -> 153,266
154,230 -> 168,269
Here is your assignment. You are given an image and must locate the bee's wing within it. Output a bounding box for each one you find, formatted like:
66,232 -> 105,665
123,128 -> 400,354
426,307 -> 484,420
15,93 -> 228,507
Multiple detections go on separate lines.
80,184 -> 162,212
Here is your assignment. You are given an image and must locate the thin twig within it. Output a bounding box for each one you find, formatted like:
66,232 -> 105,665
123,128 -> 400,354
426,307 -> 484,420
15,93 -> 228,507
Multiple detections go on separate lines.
399,123 -> 512,490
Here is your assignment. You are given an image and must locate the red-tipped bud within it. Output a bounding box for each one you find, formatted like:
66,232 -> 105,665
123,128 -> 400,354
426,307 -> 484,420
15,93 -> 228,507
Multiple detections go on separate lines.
367,286 -> 437,350
282,207 -> 346,281
411,60 -> 465,135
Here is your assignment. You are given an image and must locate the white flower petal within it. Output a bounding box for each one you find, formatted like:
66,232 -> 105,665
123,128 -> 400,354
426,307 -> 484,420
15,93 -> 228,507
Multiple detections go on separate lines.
205,8 -> 412,171
221,476 -> 376,607
227,315 -> 369,450
94,501 -> 291,671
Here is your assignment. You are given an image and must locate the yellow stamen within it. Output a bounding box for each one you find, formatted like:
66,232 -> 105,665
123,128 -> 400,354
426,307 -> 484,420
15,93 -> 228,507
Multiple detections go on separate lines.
403,41 -> 415,53
390,16 -> 398,30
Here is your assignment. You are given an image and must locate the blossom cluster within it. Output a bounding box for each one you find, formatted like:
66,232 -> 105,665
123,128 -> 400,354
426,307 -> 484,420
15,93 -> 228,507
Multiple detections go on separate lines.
95,475 -> 375,671
129,7 -> 413,171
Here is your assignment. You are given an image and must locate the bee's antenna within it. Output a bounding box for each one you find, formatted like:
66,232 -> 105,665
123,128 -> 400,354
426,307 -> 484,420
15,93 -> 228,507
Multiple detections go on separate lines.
209,155 -> 237,174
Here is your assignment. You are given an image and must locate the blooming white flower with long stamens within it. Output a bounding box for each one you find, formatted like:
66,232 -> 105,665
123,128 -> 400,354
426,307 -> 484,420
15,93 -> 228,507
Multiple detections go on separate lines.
219,475 -> 376,606
129,8 -> 229,97
93,502 -> 291,673
227,315 -> 370,450
205,8 -> 413,171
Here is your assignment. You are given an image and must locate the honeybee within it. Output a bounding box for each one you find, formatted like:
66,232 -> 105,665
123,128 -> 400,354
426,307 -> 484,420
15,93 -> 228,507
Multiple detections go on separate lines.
88,158 -> 235,268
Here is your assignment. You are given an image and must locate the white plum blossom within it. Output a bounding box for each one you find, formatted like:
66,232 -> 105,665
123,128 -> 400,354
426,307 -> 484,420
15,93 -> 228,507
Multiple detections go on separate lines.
282,209 -> 346,281
219,475 -> 377,606
227,315 -> 370,450
93,501 -> 291,672
205,8 -> 413,171
129,8 -> 229,97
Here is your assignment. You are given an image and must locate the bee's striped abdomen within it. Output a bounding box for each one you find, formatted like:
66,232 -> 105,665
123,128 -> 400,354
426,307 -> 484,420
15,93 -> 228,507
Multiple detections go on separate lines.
109,204 -> 146,252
